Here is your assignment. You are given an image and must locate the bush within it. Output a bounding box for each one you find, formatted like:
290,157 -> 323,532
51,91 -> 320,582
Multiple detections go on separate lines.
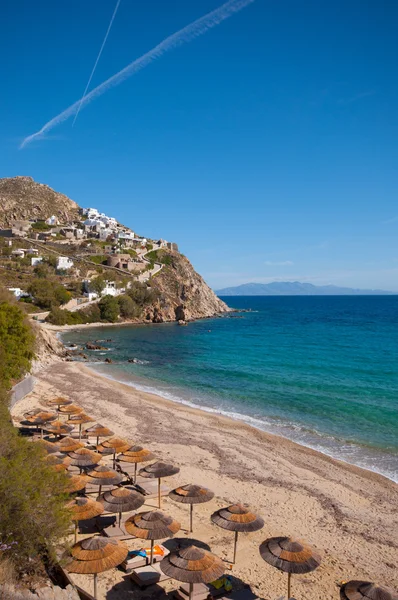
33,264 -> 50,278
47,303 -> 102,325
31,221 -> 50,231
118,294 -> 141,319
99,295 -> 119,322
89,276 -> 106,295
27,279 -> 71,310
0,293 -> 35,389
127,282 -> 160,307
89,255 -> 107,265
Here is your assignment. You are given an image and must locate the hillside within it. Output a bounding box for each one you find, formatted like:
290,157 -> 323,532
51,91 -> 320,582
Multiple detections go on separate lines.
0,176 -> 79,227
216,281 -> 396,296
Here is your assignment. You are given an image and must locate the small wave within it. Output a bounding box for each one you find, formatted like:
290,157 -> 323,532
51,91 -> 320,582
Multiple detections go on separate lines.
87,364 -> 397,483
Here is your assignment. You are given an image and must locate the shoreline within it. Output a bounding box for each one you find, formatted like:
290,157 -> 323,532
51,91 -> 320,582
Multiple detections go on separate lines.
12,360 -> 398,599
84,360 -> 398,485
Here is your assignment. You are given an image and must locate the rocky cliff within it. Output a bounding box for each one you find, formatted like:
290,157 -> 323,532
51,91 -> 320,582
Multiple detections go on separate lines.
146,252 -> 230,322
0,176 -> 79,227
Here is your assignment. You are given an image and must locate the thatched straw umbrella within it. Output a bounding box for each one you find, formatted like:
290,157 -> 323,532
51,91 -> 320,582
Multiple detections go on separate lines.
47,397 -> 72,410
97,437 -> 130,469
67,536 -> 128,599
340,581 -> 398,600
85,423 -> 114,446
160,545 -> 225,600
35,438 -> 60,454
125,510 -> 181,565
59,404 -> 83,419
86,465 -> 123,496
169,484 -> 214,533
22,411 -> 57,438
65,473 -> 88,494
67,497 -> 104,543
211,503 -> 264,564
45,452 -> 71,472
117,445 -> 155,483
45,419 -> 74,439
68,413 -> 94,441
98,487 -> 145,526
67,448 -> 102,472
139,461 -> 180,508
58,437 -> 84,453
259,536 -> 321,598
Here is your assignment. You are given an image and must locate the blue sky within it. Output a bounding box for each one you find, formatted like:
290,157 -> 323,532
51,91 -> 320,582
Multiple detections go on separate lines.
1,0 -> 398,290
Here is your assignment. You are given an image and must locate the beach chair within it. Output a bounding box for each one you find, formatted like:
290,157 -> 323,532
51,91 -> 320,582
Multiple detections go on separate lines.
130,562 -> 171,588
121,544 -> 169,573
134,479 -> 170,499
174,583 -> 211,600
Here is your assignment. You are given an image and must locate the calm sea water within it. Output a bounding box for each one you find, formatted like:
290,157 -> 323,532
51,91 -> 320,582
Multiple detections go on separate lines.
62,296 -> 398,482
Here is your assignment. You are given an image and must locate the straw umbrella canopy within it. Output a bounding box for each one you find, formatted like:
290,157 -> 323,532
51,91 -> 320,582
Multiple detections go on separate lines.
117,445 -> 155,483
139,461 -> 180,508
259,536 -> 321,598
86,465 -> 123,496
68,413 -> 94,441
67,448 -> 102,472
35,438 -> 60,454
47,397 -> 72,411
67,536 -> 128,599
211,503 -> 264,564
160,545 -> 225,600
45,419 -> 74,439
58,436 -> 84,453
97,437 -> 130,469
340,581 -> 398,600
22,411 -> 57,438
65,473 -> 88,494
67,496 -> 104,543
125,510 -> 181,565
59,404 -> 83,418
169,484 -> 214,533
85,423 -> 114,446
45,452 -> 71,472
98,487 -> 145,526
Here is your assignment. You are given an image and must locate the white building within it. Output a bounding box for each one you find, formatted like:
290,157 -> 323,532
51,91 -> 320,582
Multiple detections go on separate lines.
27,248 -> 39,255
31,256 -> 43,267
45,215 -> 59,226
83,218 -> 106,229
99,228 -> 114,241
117,231 -> 135,241
82,208 -> 100,219
8,288 -> 22,298
102,281 -> 118,296
11,249 -> 25,258
56,256 -> 74,271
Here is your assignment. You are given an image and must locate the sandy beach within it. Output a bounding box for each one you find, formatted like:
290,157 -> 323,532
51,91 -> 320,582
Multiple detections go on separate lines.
12,360 -> 398,600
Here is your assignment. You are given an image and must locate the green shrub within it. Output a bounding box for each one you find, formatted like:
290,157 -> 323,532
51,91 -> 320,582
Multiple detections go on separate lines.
117,294 -> 141,319
127,282 -> 160,306
0,293 -> 35,389
89,276 -> 106,295
99,295 -> 119,322
31,221 -> 50,231
89,255 -> 107,265
27,279 -> 71,310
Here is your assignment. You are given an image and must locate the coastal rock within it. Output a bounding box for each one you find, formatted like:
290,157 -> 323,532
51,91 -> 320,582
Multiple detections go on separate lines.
0,584 -> 80,600
149,252 -> 230,322
105,358 -> 112,363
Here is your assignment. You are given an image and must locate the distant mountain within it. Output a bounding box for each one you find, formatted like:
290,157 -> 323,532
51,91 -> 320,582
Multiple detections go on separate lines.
215,282 -> 396,296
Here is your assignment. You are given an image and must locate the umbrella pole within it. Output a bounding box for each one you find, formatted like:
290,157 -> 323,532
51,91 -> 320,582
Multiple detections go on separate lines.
74,522 -> 77,544
233,531 -> 238,564
150,539 -> 154,565
79,424 -> 82,441
41,428 -> 44,440
93,573 -> 98,599
189,582 -> 193,600
99,485 -> 102,496
158,478 -> 161,509
134,462 -> 137,484
113,450 -> 116,469
119,511 -> 122,527
189,503 -> 193,533
287,572 -> 291,599
96,435 -> 99,446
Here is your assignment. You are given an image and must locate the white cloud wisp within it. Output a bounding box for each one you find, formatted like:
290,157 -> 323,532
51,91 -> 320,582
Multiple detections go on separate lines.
20,0 -> 256,148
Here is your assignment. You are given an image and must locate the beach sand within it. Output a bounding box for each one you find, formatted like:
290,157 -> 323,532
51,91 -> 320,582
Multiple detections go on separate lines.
12,361 -> 398,600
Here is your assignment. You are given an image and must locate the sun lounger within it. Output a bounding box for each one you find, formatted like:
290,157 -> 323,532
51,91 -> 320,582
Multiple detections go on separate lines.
134,480 -> 170,498
130,562 -> 170,588
175,583 -> 210,600
121,544 -> 169,573
101,522 -> 136,541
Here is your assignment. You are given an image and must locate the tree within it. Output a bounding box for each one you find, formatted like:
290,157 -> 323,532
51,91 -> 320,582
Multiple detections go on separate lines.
89,276 -> 106,295
118,294 -> 140,319
27,279 -> 71,310
0,292 -> 35,389
99,295 -> 119,322
33,263 -> 49,278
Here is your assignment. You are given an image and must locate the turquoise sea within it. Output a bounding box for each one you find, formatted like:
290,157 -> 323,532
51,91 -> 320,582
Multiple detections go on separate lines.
62,296 -> 398,482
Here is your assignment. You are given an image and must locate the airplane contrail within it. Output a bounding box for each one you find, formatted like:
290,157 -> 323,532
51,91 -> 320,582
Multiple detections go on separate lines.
72,0 -> 122,126
20,0 -> 256,148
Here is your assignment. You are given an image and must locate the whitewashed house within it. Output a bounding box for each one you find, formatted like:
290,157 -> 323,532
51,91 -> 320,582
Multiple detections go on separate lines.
102,281 -> 118,296
83,208 -> 100,219
31,256 -> 43,267
45,215 -> 59,226
99,228 -> 114,241
8,288 -> 23,298
56,256 -> 74,271
11,249 -> 25,258
27,248 -> 39,255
